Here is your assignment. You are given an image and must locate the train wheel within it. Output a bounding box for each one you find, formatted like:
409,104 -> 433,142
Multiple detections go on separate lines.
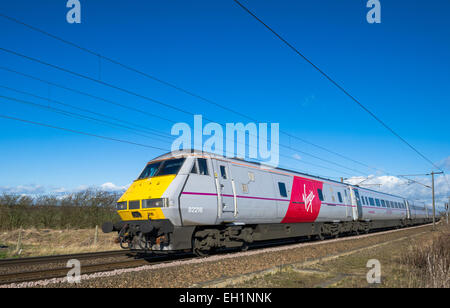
119,237 -> 131,249
192,238 -> 210,257
316,225 -> 326,241
316,230 -> 325,241
240,242 -> 249,252
135,233 -> 148,250
193,248 -> 209,257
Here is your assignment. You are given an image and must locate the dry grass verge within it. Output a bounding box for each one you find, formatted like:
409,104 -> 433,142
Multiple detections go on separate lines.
0,228 -> 118,258
227,223 -> 449,288
401,224 -> 449,288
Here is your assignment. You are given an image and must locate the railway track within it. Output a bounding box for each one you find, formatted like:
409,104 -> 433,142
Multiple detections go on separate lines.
0,241 -> 310,285
0,250 -> 132,267
0,250 -> 194,285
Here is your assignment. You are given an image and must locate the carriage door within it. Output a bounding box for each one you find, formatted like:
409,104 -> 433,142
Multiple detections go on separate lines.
350,188 -> 363,221
212,160 -> 237,219
343,189 -> 352,218
405,200 -> 411,219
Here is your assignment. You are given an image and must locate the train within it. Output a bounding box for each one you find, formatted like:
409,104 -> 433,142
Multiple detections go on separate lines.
102,150 -> 434,256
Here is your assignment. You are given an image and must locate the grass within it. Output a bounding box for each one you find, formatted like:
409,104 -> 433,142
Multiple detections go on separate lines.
400,225 -> 449,288
232,223 -> 449,288
0,228 -> 119,258
238,268 -> 333,288
0,247 -> 7,259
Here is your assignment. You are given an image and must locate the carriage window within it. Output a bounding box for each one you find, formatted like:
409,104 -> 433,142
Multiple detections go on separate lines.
220,165 -> 227,179
375,199 -> 380,207
386,201 -> 391,208
158,158 -> 186,176
337,192 -> 343,203
369,198 -> 375,206
138,161 -> 162,179
317,189 -> 324,201
278,182 -> 288,197
381,200 -> 386,207
191,161 -> 198,174
361,196 -> 366,205
139,158 -> 186,179
198,158 -> 209,175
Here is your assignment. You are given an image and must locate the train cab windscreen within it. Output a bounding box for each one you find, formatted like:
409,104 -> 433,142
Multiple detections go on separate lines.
138,158 -> 186,179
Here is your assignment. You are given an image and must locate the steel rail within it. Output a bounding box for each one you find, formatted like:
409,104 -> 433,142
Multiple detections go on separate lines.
0,250 -> 132,267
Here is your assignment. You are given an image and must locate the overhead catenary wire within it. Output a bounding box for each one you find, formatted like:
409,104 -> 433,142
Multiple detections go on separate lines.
1,9 -> 446,201
231,0 -> 444,174
0,59 -> 367,177
3,9 -> 447,193
397,175 -> 431,189
0,113 -> 169,152
0,87 -> 357,177
0,66 -> 176,125
0,112 -> 346,180
0,93 -> 174,145
0,13 -> 382,175
0,84 -> 174,141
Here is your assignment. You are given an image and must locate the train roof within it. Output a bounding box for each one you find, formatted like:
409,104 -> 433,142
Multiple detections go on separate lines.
151,150 -> 408,200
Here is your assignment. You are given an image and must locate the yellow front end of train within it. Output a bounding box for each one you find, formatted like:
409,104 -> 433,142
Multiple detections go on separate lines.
115,174 -> 176,221
102,157 -> 186,250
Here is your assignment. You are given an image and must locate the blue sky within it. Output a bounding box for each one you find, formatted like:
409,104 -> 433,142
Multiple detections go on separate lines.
0,0 -> 449,204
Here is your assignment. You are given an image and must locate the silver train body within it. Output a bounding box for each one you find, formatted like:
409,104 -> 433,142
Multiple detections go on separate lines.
103,150 -> 434,254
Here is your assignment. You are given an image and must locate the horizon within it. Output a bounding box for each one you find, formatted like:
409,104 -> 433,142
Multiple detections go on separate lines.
0,0 -> 449,207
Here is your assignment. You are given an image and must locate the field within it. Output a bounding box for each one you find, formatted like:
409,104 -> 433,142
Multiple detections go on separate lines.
0,190 -> 120,231
0,190 -> 120,258
0,228 -> 118,258
1,189 -> 447,288
232,222 -> 449,288
39,221 -> 445,288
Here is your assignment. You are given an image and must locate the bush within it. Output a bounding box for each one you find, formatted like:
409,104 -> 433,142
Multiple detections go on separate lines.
401,225 -> 450,288
0,189 -> 121,230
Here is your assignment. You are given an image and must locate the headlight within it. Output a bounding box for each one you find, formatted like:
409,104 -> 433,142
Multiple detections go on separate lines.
116,201 -> 127,210
142,198 -> 168,208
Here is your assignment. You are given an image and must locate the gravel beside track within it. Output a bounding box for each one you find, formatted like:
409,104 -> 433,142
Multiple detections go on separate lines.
4,223 -> 432,288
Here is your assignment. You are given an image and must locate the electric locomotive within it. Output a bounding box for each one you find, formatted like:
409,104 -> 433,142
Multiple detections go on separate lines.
102,150 -> 433,255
